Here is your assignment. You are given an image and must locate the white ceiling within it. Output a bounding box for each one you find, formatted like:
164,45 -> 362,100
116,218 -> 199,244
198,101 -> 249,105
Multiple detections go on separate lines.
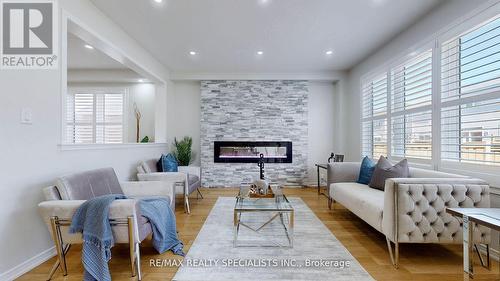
67,33 -> 127,70
90,0 -> 443,74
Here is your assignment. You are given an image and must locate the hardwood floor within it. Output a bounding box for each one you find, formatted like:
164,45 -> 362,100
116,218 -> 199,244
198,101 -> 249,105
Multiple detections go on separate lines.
19,187 -> 498,280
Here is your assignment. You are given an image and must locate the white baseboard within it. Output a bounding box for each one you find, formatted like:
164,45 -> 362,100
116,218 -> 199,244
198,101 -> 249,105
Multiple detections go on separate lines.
0,247 -> 55,281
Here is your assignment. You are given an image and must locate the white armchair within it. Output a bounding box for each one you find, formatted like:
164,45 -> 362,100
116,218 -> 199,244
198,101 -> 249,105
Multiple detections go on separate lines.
137,159 -> 202,214
38,168 -> 175,280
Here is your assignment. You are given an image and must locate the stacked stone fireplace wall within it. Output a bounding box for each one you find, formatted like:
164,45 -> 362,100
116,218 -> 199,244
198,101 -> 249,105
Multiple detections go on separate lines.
200,80 -> 308,187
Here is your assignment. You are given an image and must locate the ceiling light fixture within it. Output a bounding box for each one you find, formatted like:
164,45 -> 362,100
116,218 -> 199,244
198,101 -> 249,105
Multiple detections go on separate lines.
154,0 -> 163,3
257,51 -> 264,55
325,50 -> 333,55
189,51 -> 197,55
138,79 -> 145,83
84,44 -> 94,50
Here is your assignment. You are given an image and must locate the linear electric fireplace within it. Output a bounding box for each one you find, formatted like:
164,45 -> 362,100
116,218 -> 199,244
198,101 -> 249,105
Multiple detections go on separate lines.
214,141 -> 292,163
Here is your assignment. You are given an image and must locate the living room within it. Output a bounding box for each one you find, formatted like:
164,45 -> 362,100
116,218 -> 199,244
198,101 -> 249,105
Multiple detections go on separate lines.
1,0 -> 500,280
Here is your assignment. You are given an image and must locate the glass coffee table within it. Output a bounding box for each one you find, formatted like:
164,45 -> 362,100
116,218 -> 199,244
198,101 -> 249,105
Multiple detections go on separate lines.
234,186 -> 294,248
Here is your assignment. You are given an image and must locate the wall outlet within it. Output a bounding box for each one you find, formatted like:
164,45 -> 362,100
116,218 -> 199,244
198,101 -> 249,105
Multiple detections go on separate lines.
21,108 -> 33,124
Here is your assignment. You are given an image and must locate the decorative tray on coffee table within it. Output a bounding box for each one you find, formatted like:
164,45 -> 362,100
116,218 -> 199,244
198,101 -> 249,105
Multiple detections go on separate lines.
238,182 -> 282,199
249,186 -> 275,198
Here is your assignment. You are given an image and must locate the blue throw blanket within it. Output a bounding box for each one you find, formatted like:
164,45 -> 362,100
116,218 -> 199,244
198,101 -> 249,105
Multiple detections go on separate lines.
70,194 -> 184,281
139,197 -> 185,255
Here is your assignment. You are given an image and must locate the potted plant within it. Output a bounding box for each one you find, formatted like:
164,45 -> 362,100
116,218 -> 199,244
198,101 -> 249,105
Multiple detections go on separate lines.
173,136 -> 193,166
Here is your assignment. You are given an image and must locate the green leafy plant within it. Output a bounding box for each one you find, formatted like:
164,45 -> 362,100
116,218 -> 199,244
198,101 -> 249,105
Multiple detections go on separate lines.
140,136 -> 149,143
173,136 -> 193,166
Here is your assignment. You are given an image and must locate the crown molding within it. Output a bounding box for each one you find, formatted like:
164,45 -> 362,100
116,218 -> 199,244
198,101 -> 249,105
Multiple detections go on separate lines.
169,71 -> 346,82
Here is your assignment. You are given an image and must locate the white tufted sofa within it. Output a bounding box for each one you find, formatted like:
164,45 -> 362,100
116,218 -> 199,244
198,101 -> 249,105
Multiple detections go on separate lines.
327,162 -> 491,268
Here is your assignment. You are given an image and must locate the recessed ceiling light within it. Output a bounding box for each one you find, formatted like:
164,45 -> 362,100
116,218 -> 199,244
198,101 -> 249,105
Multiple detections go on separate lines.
154,0 -> 163,3
189,51 -> 197,55
325,50 -> 333,55
257,51 -> 264,55
84,44 -> 94,50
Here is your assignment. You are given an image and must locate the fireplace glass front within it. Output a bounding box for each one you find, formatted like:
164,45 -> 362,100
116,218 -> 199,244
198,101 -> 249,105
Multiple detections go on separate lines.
214,141 -> 292,163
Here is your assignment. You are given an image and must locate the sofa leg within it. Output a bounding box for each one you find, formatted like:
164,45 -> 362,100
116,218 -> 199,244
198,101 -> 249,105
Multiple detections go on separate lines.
328,198 -> 335,210
386,237 -> 399,269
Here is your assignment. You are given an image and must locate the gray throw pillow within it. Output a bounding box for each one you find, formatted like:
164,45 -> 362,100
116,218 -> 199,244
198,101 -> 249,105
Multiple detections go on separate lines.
368,156 -> 409,190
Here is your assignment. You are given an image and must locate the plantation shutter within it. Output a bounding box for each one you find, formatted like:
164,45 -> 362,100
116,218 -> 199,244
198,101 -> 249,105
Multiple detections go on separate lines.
390,49 -> 433,159
362,73 -> 388,159
441,16 -> 500,165
66,90 -> 125,144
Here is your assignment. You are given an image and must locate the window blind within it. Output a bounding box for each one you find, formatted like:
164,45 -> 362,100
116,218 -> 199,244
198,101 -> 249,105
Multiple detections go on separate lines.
391,110 -> 432,159
441,17 -> 500,103
362,73 -> 388,118
390,49 -> 433,159
66,91 -> 125,144
391,50 -> 433,112
66,93 -> 94,144
362,73 -> 388,158
441,16 -> 500,166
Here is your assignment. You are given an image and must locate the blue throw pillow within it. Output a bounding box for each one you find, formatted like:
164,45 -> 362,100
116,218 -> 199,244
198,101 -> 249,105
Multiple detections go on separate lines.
161,153 -> 178,172
357,156 -> 376,185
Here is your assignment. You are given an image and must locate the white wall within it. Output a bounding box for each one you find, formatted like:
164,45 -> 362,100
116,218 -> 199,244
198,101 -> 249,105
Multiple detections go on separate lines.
0,0 -> 171,279
307,81 -> 336,184
167,81 -> 202,165
343,0 -> 490,162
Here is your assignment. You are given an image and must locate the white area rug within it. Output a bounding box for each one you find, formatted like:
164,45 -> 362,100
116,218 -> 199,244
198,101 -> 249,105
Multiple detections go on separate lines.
173,197 -> 374,281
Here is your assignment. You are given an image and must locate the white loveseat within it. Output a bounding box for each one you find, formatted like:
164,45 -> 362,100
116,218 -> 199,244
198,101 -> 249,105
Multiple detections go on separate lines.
327,162 -> 491,267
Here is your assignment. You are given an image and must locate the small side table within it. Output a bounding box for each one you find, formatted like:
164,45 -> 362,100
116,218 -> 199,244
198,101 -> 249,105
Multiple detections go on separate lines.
446,207 -> 499,280
315,164 -> 329,198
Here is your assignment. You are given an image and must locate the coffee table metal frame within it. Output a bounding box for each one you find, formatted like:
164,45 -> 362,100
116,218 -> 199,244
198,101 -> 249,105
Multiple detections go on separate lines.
233,189 -> 294,248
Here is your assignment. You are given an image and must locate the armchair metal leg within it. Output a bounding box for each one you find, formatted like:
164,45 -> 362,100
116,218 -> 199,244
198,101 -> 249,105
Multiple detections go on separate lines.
128,217 -> 137,278
136,242 -> 142,280
386,237 -> 399,269
185,195 -> 191,214
46,244 -> 71,280
196,188 -> 204,199
50,217 -> 68,276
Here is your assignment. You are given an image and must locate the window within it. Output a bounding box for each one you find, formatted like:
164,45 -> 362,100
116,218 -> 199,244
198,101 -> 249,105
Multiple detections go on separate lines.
391,49 -> 433,160
441,16 -> 500,166
362,73 -> 388,159
66,89 -> 126,144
